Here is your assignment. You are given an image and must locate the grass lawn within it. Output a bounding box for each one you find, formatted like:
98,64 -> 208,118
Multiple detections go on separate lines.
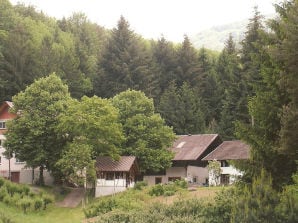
0,184 -> 223,223
0,202 -> 85,223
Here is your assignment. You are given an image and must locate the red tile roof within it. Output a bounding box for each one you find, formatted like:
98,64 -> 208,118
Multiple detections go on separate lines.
202,140 -> 250,161
170,134 -> 220,161
96,156 -> 137,172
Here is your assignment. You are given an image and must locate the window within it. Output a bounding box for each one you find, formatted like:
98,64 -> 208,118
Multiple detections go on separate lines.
0,121 -> 6,129
15,157 -> 24,164
155,177 -> 162,184
220,174 -> 230,185
221,160 -> 229,167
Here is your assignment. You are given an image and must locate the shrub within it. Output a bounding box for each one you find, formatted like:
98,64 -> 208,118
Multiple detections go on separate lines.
33,198 -> 43,211
164,190 -> 175,196
0,187 -> 8,201
0,211 -> 15,223
17,197 -> 32,214
134,181 -> 147,190
174,179 -> 187,189
148,184 -> 164,196
42,194 -> 54,210
84,198 -> 118,218
0,177 -> 5,187
5,182 -> 19,196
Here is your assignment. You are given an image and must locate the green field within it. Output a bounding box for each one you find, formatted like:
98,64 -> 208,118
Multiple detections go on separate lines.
0,184 -> 221,223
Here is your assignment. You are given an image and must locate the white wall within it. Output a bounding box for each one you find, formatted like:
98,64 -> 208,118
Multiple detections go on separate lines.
95,178 -> 134,197
186,166 -> 208,185
144,167 -> 187,186
208,165 -> 243,186
0,144 -> 54,185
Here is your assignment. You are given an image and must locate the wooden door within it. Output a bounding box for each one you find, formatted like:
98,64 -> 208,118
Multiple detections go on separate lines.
11,171 -> 20,183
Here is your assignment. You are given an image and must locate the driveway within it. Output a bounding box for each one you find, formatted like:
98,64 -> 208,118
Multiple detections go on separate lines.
56,188 -> 84,208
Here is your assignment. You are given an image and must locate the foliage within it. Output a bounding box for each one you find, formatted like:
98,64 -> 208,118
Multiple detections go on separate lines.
58,95 -> 124,158
133,181 -> 148,190
112,89 -> 175,174
95,16 -> 152,98
231,171 -> 280,223
148,180 -> 187,196
4,73 -> 71,184
207,160 -> 222,186
55,142 -> 95,186
158,82 -> 206,134
0,210 -> 15,223
0,177 -> 53,213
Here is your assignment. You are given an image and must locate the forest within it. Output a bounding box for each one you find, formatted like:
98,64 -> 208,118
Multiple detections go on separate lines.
0,0 -> 297,222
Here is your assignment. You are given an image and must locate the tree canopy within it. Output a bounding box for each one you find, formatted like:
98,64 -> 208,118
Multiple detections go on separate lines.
5,73 -> 71,184
112,90 -> 175,173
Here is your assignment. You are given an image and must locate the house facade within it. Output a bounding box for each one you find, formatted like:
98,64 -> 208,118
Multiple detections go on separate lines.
95,156 -> 139,197
0,101 -> 53,185
144,134 -> 223,186
202,140 -> 250,186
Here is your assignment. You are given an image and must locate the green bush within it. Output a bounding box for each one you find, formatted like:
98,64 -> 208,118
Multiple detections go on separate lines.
174,179 -> 187,189
5,182 -> 20,197
42,194 -> 54,210
164,190 -> 175,196
148,183 -> 164,196
0,210 -> 15,223
0,187 -> 8,201
0,177 -> 5,187
17,197 -> 32,214
33,197 -> 43,211
84,198 -> 118,218
133,181 -> 147,190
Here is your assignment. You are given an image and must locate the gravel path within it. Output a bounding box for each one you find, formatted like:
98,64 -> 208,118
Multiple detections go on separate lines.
56,188 -> 84,208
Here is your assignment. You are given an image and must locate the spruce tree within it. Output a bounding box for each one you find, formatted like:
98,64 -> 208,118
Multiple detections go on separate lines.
95,16 -> 151,98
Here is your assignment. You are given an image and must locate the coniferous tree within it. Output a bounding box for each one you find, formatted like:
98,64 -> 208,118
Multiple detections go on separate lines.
176,35 -> 201,87
151,36 -> 178,101
217,34 -> 244,139
158,82 -> 205,134
236,2 -> 297,188
95,16 -> 151,98
239,6 -> 267,124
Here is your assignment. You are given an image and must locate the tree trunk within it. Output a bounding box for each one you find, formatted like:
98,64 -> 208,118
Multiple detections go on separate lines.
39,166 -> 45,186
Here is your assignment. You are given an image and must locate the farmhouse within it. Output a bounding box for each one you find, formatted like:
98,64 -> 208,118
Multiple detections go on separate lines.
95,156 -> 139,197
144,134 -> 223,186
202,140 -> 250,185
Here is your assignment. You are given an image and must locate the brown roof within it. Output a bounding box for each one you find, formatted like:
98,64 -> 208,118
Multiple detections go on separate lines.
96,156 -> 137,172
170,134 -> 220,161
0,101 -> 13,113
202,140 -> 250,161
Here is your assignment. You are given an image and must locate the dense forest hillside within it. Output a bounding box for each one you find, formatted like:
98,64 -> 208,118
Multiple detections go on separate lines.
1,0 -> 297,222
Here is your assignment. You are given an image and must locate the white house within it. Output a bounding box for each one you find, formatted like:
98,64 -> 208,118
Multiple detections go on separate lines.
202,140 -> 250,186
95,156 -> 139,197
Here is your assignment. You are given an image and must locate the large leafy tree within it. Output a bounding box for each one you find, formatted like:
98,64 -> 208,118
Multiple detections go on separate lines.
5,73 -> 71,185
56,95 -> 124,183
58,96 -> 124,158
112,90 -> 175,174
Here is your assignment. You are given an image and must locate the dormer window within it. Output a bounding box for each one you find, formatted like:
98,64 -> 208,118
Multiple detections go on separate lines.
0,121 -> 6,129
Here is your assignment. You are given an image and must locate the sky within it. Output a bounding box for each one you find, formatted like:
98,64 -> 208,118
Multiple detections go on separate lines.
10,0 -> 278,42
